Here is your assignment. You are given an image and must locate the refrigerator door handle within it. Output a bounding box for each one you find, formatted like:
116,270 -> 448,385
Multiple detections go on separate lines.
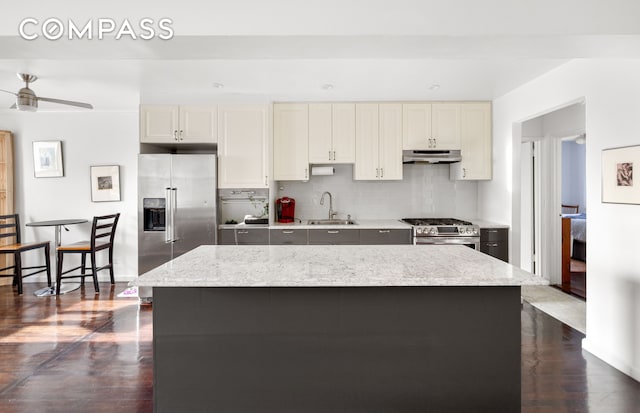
165,187 -> 173,243
171,187 -> 178,242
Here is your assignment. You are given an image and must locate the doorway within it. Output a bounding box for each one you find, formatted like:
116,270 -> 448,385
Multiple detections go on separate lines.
519,101 -> 586,299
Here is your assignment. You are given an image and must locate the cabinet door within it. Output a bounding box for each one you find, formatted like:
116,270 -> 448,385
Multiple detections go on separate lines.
269,229 -> 308,245
402,103 -> 431,150
332,103 -> 356,163
359,229 -> 411,245
354,104 -> 380,180
432,103 -> 461,149
378,103 -> 403,180
308,229 -> 359,245
273,104 -> 309,181
218,105 -> 269,188
451,103 -> 492,180
308,103 -> 333,164
140,105 -> 179,143
218,229 -> 237,245
235,228 -> 270,245
179,105 -> 217,143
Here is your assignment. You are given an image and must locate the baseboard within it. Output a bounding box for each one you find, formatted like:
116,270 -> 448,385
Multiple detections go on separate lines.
582,338 -> 640,382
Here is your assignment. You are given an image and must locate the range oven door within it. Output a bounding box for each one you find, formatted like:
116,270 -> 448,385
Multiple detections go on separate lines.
414,236 -> 480,250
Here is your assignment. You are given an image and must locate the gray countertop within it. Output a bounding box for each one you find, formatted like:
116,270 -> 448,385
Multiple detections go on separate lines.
133,244 -> 546,288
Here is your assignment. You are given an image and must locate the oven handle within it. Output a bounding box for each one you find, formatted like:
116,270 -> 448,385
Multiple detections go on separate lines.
414,237 -> 480,247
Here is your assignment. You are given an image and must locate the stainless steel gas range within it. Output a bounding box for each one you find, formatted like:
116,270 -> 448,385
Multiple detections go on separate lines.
401,218 -> 480,249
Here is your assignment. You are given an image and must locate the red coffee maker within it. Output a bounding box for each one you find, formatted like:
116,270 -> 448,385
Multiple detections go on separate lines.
275,197 -> 295,223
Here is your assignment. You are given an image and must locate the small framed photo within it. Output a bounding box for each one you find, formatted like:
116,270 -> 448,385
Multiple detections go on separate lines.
90,165 -> 121,202
602,145 -> 640,204
33,140 -> 64,178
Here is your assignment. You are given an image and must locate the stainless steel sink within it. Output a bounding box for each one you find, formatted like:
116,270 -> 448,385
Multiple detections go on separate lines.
307,219 -> 357,225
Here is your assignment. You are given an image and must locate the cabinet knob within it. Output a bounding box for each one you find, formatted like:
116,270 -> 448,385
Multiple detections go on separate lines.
376,168 -> 379,178
304,168 -> 308,179
378,230 -> 390,233
329,150 -> 332,161
327,230 -> 340,234
173,130 -> 178,141
179,130 -> 184,141
463,168 -> 466,178
380,168 -> 384,178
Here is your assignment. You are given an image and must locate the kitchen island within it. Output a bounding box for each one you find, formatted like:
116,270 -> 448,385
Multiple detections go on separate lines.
134,245 -> 546,413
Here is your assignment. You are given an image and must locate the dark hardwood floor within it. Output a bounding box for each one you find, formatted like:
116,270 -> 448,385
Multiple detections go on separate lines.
1,282 -> 639,412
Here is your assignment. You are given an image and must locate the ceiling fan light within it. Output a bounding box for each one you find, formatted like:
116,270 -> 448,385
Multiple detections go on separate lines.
16,96 -> 37,111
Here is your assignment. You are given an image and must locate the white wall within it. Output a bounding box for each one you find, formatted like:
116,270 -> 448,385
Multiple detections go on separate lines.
562,141 -> 587,212
0,111 -> 139,281
478,59 -> 640,381
276,164 -> 478,221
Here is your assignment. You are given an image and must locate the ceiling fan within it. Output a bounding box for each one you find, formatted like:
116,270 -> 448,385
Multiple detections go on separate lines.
0,73 -> 93,112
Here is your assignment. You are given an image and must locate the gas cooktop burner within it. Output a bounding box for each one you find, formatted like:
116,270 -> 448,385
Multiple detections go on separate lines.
401,218 -> 473,226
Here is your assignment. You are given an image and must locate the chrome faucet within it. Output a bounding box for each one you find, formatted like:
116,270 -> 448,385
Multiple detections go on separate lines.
320,191 -> 337,219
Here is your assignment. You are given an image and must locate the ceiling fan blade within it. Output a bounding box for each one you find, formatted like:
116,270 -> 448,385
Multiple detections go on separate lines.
37,96 -> 93,109
0,89 -> 17,96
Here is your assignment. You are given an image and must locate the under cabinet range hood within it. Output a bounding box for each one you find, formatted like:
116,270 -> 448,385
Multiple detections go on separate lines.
402,150 -> 462,164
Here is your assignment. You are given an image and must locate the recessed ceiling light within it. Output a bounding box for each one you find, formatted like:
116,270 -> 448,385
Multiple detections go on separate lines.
428,84 -> 440,91
212,82 -> 224,89
321,84 -> 334,90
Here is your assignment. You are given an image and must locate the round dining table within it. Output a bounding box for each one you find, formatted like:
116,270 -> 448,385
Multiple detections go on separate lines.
26,219 -> 89,297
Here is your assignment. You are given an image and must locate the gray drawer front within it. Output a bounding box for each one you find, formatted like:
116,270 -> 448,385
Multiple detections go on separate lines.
360,229 -> 411,245
480,241 -> 509,263
308,229 -> 359,245
218,229 -> 237,245
270,229 -> 308,245
235,228 -> 269,245
480,228 -> 508,242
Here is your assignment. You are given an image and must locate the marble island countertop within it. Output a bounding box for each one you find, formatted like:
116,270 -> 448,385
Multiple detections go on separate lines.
133,245 -> 546,288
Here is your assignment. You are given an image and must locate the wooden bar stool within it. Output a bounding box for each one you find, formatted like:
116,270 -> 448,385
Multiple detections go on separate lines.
0,214 -> 51,295
56,213 -> 120,295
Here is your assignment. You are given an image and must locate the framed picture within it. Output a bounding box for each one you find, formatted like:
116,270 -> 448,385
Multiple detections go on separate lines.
32,140 -> 64,178
90,165 -> 121,202
602,145 -> 640,204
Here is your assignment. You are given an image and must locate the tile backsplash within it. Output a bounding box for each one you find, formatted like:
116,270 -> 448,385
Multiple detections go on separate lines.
275,164 -> 478,221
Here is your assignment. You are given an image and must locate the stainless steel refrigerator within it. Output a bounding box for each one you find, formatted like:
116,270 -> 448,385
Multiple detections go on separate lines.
138,154 -> 217,299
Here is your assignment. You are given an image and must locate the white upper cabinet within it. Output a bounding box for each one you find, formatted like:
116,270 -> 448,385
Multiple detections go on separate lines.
402,103 -> 432,150
378,104 -> 403,180
331,103 -> 356,163
140,105 -> 217,144
354,104 -> 379,180
354,103 -> 403,180
431,103 -> 461,150
273,103 -> 309,181
308,103 -> 355,163
140,105 -> 179,143
402,103 -> 461,150
450,103 -> 492,180
179,106 -> 218,143
217,105 -> 270,188
308,103 -> 332,163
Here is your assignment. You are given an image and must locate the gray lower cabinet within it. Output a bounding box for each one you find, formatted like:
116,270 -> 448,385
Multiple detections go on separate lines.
360,229 -> 412,245
222,227 -> 411,246
480,228 -> 508,262
270,229 -> 308,245
218,228 -> 269,245
218,229 -> 237,245
309,229 -> 359,245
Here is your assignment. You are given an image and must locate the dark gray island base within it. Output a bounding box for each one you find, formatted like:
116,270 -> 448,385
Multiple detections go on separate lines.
153,285 -> 521,413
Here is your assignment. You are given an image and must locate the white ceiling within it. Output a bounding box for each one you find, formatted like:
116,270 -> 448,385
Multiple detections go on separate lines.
1,0 -> 639,111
